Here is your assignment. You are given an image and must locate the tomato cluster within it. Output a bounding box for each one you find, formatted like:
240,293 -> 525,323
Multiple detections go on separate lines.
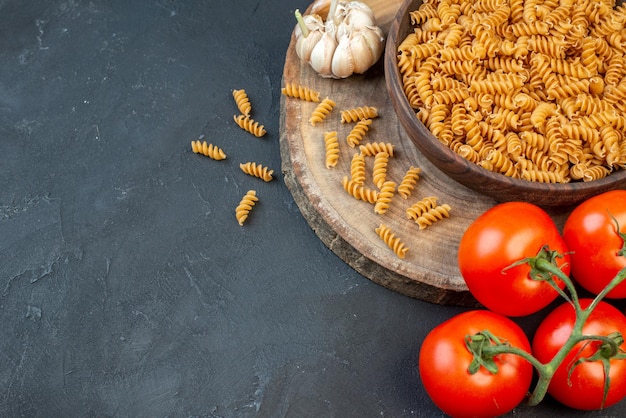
418,190 -> 626,417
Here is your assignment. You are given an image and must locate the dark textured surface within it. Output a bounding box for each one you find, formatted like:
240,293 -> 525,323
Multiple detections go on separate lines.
0,1 -> 624,417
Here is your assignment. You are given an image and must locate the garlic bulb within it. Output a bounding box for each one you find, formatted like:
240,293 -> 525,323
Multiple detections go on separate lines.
294,0 -> 385,79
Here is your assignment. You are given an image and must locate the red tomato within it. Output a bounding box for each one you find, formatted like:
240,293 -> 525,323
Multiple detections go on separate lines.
419,310 -> 533,418
458,202 -> 570,316
532,299 -> 626,410
563,190 -> 626,298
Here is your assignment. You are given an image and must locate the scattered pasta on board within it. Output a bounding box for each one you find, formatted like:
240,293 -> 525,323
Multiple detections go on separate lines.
207,76 -> 457,246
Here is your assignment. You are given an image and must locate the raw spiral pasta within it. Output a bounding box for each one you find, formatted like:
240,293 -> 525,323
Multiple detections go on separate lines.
281,82 -> 321,102
520,169 -> 568,183
324,131 -> 340,169
405,196 -> 438,222
340,106 -> 379,123
346,119 -> 373,148
349,152 -> 366,186
359,142 -> 395,157
398,0 -> 626,183
235,190 -> 258,226
233,114 -> 267,137
341,176 -> 379,204
309,97 -> 336,126
374,181 -> 396,215
413,203 -> 452,230
239,162 -> 274,182
375,223 -> 409,259
372,151 -> 390,189
232,89 -> 251,116
191,140 -> 226,161
397,166 -> 421,199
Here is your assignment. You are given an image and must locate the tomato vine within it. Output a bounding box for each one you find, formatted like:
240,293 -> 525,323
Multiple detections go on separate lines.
465,237 -> 626,408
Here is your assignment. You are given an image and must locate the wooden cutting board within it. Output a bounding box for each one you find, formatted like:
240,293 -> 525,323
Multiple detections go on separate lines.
279,0 -> 570,306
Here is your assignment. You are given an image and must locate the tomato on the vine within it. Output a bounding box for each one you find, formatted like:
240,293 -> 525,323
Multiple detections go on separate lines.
563,190 -> 626,298
419,310 -> 533,418
458,202 -> 570,316
532,299 -> 626,410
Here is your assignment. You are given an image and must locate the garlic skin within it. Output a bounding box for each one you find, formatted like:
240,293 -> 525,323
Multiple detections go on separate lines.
294,1 -> 385,79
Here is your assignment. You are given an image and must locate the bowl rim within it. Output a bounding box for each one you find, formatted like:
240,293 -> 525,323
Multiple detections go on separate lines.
384,0 -> 626,198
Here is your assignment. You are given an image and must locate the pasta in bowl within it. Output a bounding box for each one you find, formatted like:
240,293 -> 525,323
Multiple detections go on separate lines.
385,0 -> 626,207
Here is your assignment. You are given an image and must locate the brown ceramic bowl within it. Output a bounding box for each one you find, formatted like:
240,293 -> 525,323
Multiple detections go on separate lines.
385,0 -> 626,207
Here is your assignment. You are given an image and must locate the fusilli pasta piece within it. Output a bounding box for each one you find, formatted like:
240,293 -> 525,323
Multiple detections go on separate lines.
232,89 -> 251,116
340,106 -> 379,123
191,140 -> 226,161
233,114 -> 266,137
397,166 -> 421,199
341,176 -> 378,203
374,181 -> 396,215
406,196 -> 438,222
346,119 -> 373,148
324,131 -> 340,169
235,190 -> 258,226
375,223 -> 409,259
281,82 -> 320,102
239,162 -> 274,182
372,151 -> 390,189
359,142 -> 395,157
309,97 -> 336,126
413,204 -> 452,229
349,152 -> 366,185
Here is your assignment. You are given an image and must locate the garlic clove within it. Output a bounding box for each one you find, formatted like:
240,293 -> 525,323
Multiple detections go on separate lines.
310,30 -> 338,77
294,13 -> 324,38
361,26 -> 385,60
294,12 -> 325,63
343,3 -> 376,29
296,28 -> 323,63
347,32 -> 374,74
331,35 -> 355,78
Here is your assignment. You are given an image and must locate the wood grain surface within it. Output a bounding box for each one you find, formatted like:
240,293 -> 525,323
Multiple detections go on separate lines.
279,0 -> 571,306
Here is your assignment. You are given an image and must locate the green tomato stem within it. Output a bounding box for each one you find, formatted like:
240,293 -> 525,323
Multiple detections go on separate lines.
533,256 -> 580,308
295,9 -> 309,38
589,266 -> 626,312
525,266 -> 626,406
476,251 -> 626,407
481,343 -> 545,371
